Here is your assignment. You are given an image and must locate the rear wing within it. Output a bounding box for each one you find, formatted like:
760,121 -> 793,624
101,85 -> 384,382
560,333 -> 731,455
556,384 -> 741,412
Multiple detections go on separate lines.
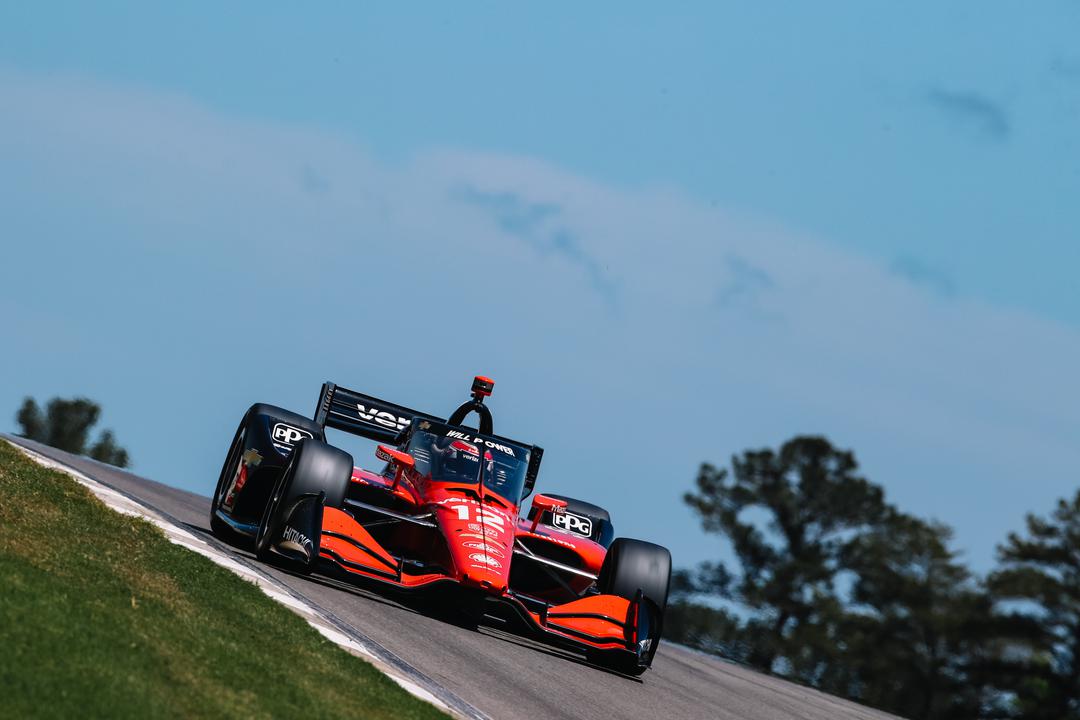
313,382 -> 545,495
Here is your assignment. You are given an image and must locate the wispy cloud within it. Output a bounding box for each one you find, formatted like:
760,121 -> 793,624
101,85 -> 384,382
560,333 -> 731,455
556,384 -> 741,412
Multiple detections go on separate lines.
1051,55 -> 1080,80
717,254 -> 775,309
298,165 -> 331,195
891,256 -> 956,298
927,88 -> 1010,141
459,187 -> 618,303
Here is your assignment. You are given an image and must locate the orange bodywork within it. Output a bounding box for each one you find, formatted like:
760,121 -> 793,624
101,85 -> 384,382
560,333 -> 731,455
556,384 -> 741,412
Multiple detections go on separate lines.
539,595 -> 632,647
315,469 -> 638,652
320,507 -> 398,575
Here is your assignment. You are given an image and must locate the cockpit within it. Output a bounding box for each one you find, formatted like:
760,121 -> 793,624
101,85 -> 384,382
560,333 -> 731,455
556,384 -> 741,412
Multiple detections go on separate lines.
405,420 -> 531,502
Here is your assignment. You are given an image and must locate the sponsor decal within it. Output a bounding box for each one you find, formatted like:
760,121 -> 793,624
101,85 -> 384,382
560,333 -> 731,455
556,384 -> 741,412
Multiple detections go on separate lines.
468,522 -> 483,532
356,404 -> 410,432
241,448 -> 263,467
468,553 -> 502,569
462,541 -> 506,557
272,423 -> 313,446
524,527 -> 579,550
482,526 -> 502,538
375,446 -> 408,464
445,429 -> 517,457
457,533 -> 487,541
552,511 -> 593,537
223,461 -> 248,511
232,464 -> 248,492
435,497 -> 477,506
281,525 -> 312,552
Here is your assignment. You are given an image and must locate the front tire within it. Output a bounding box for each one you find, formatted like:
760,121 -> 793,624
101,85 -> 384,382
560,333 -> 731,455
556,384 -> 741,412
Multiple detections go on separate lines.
587,538 -> 672,675
597,538 -> 671,613
254,439 -> 352,569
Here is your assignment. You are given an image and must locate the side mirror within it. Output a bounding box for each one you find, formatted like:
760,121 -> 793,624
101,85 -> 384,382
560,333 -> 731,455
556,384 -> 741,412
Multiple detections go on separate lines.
375,445 -> 415,470
529,494 -> 568,532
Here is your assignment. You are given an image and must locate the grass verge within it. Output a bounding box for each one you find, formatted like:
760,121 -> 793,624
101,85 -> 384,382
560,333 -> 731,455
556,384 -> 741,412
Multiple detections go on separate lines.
0,440 -> 448,720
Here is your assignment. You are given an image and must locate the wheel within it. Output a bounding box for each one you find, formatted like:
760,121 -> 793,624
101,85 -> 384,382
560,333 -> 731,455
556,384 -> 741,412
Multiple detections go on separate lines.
210,417 -> 247,539
528,494 -> 615,547
254,438 -> 352,568
587,538 -> 672,675
596,538 -> 671,613
210,403 -> 325,539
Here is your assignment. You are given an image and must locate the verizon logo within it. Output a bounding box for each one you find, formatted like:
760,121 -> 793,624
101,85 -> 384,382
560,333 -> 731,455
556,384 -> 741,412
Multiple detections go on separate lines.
357,404 -> 410,431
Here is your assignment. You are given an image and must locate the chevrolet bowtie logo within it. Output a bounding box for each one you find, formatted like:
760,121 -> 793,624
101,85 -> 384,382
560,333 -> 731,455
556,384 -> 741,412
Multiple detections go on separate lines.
242,449 -> 263,467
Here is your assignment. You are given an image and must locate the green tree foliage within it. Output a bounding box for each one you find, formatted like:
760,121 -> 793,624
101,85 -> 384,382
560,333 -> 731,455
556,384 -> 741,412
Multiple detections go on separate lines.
665,570 -> 752,662
682,436 -> 889,675
986,491 -> 1080,720
677,435 -> 1003,719
15,396 -> 130,468
839,511 -> 995,719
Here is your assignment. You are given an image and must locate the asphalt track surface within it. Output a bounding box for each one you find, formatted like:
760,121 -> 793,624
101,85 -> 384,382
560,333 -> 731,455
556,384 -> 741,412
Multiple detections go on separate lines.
10,437 -> 900,720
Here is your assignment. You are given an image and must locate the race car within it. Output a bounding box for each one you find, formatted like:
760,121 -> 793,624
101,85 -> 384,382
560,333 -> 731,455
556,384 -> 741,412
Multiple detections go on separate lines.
209,376 -> 671,675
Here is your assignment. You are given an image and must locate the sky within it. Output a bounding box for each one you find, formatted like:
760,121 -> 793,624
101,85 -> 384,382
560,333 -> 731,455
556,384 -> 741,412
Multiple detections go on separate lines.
1,2 -> 1078,573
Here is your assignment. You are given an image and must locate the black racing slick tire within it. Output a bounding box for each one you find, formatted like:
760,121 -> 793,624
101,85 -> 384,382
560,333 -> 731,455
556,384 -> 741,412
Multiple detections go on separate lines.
210,403 -> 324,540
597,538 -> 672,614
588,538 -> 672,676
209,419 -> 245,539
254,439 -> 352,569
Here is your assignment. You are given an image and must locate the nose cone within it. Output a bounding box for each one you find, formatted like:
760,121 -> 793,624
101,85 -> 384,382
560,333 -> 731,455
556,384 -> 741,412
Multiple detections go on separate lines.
435,498 -> 514,593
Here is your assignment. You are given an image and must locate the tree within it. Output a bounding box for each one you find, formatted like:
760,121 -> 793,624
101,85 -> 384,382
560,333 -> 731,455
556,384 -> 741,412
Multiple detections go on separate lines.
681,435 -> 1004,719
682,436 -> 889,676
15,396 -> 130,468
664,569 -> 752,662
839,511 -> 995,719
986,491 -> 1080,720
88,429 -> 130,468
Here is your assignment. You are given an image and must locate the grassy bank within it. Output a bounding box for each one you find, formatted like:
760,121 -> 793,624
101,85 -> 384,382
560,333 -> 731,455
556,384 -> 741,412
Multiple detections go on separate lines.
0,440 -> 447,720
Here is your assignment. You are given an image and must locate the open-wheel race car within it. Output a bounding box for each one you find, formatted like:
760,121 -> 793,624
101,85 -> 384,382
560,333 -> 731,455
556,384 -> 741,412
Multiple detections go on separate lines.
209,376 -> 671,675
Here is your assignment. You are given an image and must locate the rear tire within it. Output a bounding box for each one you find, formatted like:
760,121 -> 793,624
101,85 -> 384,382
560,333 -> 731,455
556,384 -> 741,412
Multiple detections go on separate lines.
210,403 -> 324,539
254,439 -> 352,568
209,420 -> 244,539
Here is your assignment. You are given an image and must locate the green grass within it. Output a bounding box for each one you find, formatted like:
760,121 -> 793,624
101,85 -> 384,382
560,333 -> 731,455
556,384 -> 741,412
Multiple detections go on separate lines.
0,440 -> 448,720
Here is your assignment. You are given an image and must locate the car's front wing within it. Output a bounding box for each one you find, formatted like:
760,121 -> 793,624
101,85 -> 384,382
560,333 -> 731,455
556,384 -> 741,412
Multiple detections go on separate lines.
273,506 -> 659,669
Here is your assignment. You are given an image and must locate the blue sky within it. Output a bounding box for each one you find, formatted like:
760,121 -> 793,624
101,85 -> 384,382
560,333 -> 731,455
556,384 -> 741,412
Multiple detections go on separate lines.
2,2 -> 1078,572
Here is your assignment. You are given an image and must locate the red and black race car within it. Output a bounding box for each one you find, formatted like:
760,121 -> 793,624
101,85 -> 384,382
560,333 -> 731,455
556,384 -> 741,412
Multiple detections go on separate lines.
210,376 -> 671,675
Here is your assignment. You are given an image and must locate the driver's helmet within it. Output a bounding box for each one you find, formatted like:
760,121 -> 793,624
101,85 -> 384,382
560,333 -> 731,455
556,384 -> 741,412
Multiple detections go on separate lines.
434,438 -> 484,482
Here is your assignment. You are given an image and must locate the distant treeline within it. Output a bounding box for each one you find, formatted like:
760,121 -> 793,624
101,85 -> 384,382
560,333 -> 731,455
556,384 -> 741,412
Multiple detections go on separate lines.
16,396 -> 129,468
666,436 -> 1079,720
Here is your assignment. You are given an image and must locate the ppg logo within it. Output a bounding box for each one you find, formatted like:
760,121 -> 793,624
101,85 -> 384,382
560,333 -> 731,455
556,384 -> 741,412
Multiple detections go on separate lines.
272,423 -> 313,446
552,511 -> 593,537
